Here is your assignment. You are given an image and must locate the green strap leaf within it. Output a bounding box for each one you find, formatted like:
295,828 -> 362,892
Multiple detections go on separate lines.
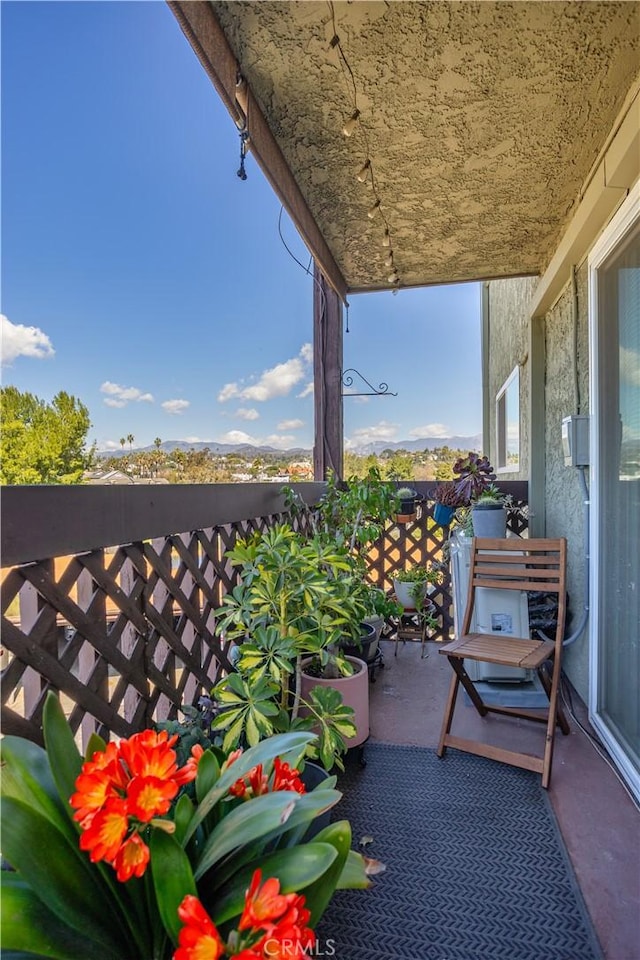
299,820 -> 357,925
0,797 -> 129,956
42,692 -> 83,825
209,843 -> 337,927
0,874 -> 123,960
194,791 -> 301,880
184,732 -> 315,843
150,829 -> 197,945
336,849 -> 373,889
0,736 -> 72,839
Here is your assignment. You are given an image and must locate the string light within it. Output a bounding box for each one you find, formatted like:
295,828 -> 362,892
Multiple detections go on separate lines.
356,160 -> 371,183
328,1 -> 401,287
342,109 -> 360,137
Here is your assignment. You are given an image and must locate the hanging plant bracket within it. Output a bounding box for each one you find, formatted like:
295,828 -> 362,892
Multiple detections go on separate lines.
341,368 -> 398,397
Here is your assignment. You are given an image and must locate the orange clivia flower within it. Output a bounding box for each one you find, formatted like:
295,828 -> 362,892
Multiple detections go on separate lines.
79,797 -> 129,864
127,775 -> 179,822
113,833 -> 150,882
271,759 -> 305,795
174,895 -> 226,960
238,870 -> 298,932
119,729 -> 181,781
176,743 -> 205,785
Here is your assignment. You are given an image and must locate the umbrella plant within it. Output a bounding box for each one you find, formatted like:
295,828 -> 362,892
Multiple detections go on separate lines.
0,692 -> 371,959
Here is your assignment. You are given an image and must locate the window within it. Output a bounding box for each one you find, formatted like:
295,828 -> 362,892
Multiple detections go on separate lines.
496,367 -> 519,471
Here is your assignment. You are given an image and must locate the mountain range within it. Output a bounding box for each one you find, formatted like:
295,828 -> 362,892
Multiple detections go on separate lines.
99,435 -> 482,457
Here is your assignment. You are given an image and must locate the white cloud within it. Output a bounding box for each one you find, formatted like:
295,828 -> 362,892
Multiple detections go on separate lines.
278,418 -> 304,430
100,440 -> 122,451
218,344 -> 313,404
345,420 -> 400,448
162,399 -> 190,415
184,436 -> 213,444
236,407 -> 260,421
297,381 -> 314,399
218,382 -> 240,402
408,423 -> 450,439
218,430 -> 258,445
620,347 -> 640,387
100,381 -> 154,407
1,314 -> 55,365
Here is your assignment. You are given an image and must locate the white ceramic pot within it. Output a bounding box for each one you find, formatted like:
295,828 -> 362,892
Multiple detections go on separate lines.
393,579 -> 426,609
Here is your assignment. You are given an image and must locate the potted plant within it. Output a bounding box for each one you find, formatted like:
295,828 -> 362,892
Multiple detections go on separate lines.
0,692 -> 373,959
451,452 -> 496,504
362,585 -> 403,652
470,483 -> 507,538
392,565 -> 441,610
394,485 -> 421,522
431,481 -> 467,527
212,523 -> 370,771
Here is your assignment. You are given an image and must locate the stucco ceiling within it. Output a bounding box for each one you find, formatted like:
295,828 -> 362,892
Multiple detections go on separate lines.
205,1 -> 639,293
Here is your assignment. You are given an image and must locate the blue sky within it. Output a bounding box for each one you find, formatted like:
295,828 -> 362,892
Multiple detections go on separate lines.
1,1 -> 482,453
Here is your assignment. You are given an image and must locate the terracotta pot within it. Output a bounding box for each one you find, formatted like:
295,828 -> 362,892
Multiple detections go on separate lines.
300,656 -> 369,748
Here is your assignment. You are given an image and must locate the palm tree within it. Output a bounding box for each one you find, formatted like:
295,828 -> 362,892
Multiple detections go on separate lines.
127,433 -> 134,452
119,437 -> 125,451
154,437 -> 162,451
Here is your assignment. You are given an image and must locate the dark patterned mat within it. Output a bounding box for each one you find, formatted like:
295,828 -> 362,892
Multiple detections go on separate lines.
317,743 -> 602,960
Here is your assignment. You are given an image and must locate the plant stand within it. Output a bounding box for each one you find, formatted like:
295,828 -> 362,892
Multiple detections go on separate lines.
391,601 -> 436,659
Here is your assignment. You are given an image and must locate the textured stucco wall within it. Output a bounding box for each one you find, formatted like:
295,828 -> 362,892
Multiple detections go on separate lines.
486,269 -> 591,700
544,264 -> 590,700
486,277 -> 538,479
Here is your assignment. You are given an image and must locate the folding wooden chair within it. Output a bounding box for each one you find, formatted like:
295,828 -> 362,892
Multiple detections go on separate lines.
437,537 -> 569,788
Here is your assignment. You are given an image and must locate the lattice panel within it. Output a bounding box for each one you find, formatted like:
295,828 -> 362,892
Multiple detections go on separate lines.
0,513 -> 289,747
365,500 -> 529,642
1,501 -> 528,744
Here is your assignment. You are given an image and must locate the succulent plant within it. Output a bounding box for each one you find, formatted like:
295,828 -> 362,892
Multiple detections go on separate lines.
452,453 -> 496,504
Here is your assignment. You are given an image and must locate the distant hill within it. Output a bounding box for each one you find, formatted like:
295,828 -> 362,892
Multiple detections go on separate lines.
98,435 -> 481,457
349,435 -> 482,455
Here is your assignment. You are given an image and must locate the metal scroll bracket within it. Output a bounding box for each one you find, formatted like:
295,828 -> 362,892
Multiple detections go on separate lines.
341,368 -> 398,397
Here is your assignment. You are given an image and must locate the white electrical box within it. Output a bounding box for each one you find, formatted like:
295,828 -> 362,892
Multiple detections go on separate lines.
562,414 -> 590,467
450,535 -> 532,682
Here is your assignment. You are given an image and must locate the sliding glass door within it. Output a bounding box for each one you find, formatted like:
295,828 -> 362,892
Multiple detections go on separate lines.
589,186 -> 640,801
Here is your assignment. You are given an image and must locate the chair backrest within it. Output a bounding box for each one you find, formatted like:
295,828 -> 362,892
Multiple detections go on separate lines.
461,537 -> 567,648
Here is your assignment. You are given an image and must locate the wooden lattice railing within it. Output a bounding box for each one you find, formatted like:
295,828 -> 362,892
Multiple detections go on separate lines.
1,481 -> 527,748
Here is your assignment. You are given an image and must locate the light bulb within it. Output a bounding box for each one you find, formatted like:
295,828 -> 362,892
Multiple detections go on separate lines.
388,270 -> 398,283
382,229 -> 391,248
356,160 -> 371,183
384,251 -> 394,268
367,200 -> 381,219
342,109 -> 360,137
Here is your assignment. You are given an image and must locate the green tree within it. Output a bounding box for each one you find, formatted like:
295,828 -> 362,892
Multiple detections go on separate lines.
126,433 -> 134,452
0,387 -> 93,484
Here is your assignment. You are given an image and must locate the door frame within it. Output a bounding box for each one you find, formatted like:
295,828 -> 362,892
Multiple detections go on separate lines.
588,181 -> 640,800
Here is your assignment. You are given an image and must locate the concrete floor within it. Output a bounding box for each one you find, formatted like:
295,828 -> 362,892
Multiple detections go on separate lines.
368,637 -> 640,960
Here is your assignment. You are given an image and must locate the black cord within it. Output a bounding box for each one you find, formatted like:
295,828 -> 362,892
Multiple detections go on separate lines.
560,672 -> 640,811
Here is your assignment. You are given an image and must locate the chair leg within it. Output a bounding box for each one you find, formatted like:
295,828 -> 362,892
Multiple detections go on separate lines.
437,671 -> 460,757
450,657 -> 489,717
541,658 -> 563,789
538,663 -> 570,735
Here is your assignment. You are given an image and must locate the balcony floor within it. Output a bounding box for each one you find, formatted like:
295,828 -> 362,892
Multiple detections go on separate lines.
368,637 -> 640,960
